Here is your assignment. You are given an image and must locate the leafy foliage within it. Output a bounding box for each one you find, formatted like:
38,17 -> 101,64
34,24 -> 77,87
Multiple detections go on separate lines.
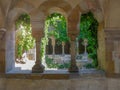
78,12 -> 98,67
46,13 -> 69,44
15,12 -> 98,69
45,56 -> 70,69
16,14 -> 35,58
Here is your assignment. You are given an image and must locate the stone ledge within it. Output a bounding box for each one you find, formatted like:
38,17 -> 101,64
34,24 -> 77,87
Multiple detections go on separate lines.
0,70 -> 120,80
106,73 -> 120,78
0,69 -> 106,80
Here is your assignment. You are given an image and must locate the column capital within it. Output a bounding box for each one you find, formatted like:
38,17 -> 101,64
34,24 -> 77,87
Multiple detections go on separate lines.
68,32 -> 79,41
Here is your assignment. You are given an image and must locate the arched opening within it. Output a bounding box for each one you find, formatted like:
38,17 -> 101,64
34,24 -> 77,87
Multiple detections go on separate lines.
7,13 -> 36,73
76,12 -> 99,69
43,13 -> 70,70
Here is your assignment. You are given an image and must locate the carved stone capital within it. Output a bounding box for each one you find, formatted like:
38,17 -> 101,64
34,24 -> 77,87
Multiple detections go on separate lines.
68,31 -> 79,41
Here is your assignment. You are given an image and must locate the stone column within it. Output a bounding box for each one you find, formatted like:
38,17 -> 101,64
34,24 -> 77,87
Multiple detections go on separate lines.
6,30 -> 15,72
68,35 -> 79,72
31,16 -> 46,73
62,42 -> 65,56
0,28 -> 6,73
67,6 -> 80,72
97,23 -> 106,70
5,22 -> 16,73
50,36 -> 55,58
76,38 -> 79,55
32,36 -> 45,73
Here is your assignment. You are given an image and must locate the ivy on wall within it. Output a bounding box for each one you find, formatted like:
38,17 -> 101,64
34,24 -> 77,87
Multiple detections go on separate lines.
16,14 -> 35,58
78,12 -> 98,68
45,13 -> 69,44
15,12 -> 98,68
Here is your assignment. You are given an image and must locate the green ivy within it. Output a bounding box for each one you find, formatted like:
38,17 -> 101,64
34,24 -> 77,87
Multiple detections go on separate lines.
45,13 -> 69,44
15,12 -> 98,68
78,12 -> 98,68
16,14 -> 35,58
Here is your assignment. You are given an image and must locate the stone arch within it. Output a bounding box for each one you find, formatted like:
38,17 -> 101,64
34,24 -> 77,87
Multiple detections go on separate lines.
45,13 -> 69,55
30,0 -> 72,38
38,0 -> 72,15
4,0 -> 106,73
79,0 -> 105,70
5,0 -> 38,72
6,8 -> 33,72
30,0 -> 72,20
79,0 -> 104,23
47,7 -> 68,19
90,1 -> 105,70
7,8 -> 29,27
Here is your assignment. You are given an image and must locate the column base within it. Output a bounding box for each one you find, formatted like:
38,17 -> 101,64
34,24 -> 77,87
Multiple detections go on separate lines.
68,65 -> 79,72
32,64 -> 45,73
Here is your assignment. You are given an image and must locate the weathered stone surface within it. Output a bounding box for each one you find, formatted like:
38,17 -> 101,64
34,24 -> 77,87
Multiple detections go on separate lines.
70,78 -> 107,90
0,78 -> 6,90
0,50 -> 5,73
0,0 -> 120,80
0,77 -> 118,90
107,78 -> 120,90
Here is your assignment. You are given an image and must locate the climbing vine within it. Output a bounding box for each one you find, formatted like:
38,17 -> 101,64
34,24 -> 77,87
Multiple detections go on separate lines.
15,12 -> 98,68
78,12 -> 98,68
45,13 -> 69,44
16,14 -> 35,58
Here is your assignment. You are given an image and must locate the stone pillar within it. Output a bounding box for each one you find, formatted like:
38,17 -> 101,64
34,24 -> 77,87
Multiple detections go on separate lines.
62,42 -> 65,56
68,36 -> 79,72
68,6 -> 80,72
50,36 -> 55,58
6,30 -> 15,72
97,23 -> 106,70
5,21 -> 15,72
31,16 -> 46,73
0,28 -> 6,73
104,29 -> 120,74
76,38 -> 79,55
32,36 -> 45,73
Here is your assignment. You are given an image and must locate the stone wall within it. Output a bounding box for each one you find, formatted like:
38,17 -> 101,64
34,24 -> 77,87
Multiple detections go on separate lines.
105,0 -> 120,28
6,30 -> 15,72
0,0 -> 120,74
0,77 -> 120,90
